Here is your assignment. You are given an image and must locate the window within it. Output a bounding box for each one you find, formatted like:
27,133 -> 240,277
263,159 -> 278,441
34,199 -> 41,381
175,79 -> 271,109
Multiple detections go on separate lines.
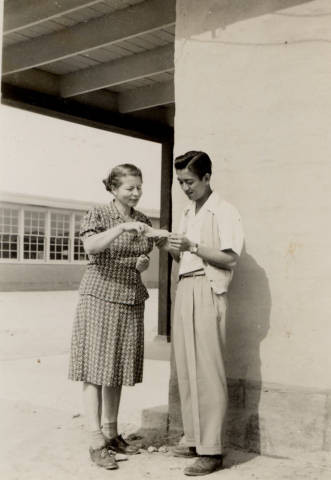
0,208 -> 19,259
74,214 -> 88,261
0,203 -> 88,264
23,210 -> 46,260
50,212 -> 70,261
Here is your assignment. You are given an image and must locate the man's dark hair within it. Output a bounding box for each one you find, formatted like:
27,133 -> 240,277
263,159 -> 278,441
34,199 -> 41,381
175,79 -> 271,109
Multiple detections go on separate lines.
174,151 -> 212,179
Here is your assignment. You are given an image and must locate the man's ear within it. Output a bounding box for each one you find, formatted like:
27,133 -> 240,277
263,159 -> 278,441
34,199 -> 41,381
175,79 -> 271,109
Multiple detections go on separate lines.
204,173 -> 211,183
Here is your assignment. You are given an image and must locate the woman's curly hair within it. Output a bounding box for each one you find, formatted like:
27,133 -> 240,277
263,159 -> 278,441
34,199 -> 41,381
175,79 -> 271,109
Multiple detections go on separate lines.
103,163 -> 143,193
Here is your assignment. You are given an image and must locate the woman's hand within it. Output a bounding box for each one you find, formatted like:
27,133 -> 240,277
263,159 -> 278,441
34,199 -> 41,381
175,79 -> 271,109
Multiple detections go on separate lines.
154,237 -> 169,249
121,221 -> 147,234
136,254 -> 150,272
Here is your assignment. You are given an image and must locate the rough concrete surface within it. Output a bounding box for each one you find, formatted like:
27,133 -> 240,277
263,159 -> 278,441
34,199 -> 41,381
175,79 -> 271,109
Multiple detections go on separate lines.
1,291 -> 331,479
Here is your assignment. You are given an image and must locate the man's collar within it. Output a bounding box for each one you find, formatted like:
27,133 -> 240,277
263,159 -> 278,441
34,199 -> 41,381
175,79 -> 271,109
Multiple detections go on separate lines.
184,191 -> 221,215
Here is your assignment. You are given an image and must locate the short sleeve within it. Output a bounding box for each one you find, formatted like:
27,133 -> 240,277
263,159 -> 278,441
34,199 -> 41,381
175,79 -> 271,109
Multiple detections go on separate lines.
135,211 -> 153,228
145,216 -> 152,228
177,210 -> 188,234
144,216 -> 153,251
80,207 -> 105,239
216,203 -> 244,256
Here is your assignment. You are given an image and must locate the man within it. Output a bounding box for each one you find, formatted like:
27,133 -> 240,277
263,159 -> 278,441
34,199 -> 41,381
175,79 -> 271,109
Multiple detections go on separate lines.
158,151 -> 244,476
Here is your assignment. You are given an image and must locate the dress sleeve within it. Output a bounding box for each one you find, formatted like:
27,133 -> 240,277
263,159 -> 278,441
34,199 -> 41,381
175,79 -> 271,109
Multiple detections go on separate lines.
143,216 -> 153,252
80,207 -> 105,239
216,204 -> 244,256
145,216 -> 152,228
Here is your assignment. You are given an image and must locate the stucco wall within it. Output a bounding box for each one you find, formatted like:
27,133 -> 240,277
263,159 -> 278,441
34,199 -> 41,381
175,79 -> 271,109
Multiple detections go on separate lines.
174,0 -> 331,392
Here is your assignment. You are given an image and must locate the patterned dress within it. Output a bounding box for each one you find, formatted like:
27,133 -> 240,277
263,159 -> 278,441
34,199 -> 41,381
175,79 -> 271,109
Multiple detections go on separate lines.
68,201 -> 153,387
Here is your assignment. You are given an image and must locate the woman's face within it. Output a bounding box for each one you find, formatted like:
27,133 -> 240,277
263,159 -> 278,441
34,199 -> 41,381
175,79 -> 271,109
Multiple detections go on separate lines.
113,175 -> 143,208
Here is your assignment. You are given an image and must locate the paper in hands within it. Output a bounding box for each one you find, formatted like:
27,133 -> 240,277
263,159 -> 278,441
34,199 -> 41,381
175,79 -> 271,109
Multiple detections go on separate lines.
144,225 -> 171,238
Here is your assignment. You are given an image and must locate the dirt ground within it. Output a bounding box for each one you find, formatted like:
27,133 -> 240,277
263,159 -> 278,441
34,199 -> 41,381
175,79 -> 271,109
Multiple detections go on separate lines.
1,291 -> 331,479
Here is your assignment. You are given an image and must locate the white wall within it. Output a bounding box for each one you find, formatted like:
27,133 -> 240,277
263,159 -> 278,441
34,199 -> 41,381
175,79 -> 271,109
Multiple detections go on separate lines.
174,0 -> 331,390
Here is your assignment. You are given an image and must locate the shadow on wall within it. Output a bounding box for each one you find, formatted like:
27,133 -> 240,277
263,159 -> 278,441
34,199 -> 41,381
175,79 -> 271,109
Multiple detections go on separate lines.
176,0 -> 312,39
225,246 -> 271,455
168,246 -> 272,458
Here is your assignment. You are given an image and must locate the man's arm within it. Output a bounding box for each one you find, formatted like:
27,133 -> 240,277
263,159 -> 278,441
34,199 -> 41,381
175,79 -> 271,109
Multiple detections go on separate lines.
193,245 -> 237,270
168,235 -> 237,270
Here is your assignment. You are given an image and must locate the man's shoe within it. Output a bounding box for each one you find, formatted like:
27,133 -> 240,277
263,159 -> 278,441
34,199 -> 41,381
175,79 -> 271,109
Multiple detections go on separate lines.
89,446 -> 118,470
172,445 -> 197,458
184,455 -> 223,476
107,434 -> 140,455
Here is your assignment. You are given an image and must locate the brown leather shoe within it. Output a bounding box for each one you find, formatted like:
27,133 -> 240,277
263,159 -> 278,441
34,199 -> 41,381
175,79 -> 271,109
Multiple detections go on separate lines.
107,434 -> 140,455
172,445 -> 197,458
89,446 -> 118,469
184,455 -> 223,476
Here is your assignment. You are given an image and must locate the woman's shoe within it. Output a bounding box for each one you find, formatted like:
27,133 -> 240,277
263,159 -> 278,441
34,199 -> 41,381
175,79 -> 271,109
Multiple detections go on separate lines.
89,446 -> 118,469
107,434 -> 140,455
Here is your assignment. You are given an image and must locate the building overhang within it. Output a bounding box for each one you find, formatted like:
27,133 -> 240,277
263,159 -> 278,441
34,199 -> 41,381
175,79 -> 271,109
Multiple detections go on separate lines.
1,0 -> 176,143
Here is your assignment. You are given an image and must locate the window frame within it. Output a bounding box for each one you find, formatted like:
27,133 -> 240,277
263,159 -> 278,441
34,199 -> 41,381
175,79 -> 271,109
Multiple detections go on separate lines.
48,209 -> 71,264
0,205 -> 20,263
0,203 -> 88,265
73,212 -> 89,263
21,206 -> 48,264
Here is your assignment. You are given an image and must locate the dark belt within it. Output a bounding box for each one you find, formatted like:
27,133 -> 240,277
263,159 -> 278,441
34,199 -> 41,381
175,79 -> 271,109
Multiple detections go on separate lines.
179,269 -> 205,280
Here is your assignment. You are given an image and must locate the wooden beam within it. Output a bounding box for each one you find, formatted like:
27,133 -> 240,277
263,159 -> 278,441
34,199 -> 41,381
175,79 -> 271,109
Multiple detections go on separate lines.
129,106 -> 174,127
2,69 -> 174,114
3,0 -> 106,34
74,90 -> 118,111
61,44 -> 174,98
3,70 -> 119,110
1,83 -> 173,143
119,81 -> 174,113
2,0 -> 176,75
158,140 -> 173,339
2,69 -> 60,96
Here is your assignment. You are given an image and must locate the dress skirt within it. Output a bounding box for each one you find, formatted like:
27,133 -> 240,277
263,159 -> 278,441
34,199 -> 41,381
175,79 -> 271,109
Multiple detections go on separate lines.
68,294 -> 145,386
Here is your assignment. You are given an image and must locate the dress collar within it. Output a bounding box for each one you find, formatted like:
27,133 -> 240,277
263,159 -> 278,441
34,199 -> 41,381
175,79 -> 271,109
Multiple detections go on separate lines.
108,199 -> 137,220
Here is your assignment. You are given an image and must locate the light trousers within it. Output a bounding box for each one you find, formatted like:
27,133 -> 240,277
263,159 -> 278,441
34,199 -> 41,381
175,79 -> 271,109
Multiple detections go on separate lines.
173,275 -> 228,455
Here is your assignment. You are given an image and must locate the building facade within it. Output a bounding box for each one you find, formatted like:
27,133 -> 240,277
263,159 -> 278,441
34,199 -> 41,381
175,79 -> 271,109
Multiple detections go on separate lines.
0,191 -> 160,291
169,0 -> 331,455
1,0 -> 331,458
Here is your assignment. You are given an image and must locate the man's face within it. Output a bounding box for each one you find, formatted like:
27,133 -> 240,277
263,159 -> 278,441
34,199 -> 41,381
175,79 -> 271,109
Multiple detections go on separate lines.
176,168 -> 210,202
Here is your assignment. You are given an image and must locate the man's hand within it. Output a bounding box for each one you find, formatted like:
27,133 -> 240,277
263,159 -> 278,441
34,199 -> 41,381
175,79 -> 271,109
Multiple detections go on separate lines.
136,254 -> 150,272
168,234 -> 192,252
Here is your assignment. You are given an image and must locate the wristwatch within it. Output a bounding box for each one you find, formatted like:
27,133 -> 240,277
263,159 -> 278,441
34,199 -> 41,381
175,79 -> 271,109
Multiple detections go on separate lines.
189,243 -> 199,254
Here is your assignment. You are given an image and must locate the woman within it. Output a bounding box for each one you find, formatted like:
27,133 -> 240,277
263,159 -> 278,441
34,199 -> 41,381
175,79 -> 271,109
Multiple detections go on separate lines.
68,163 -> 153,470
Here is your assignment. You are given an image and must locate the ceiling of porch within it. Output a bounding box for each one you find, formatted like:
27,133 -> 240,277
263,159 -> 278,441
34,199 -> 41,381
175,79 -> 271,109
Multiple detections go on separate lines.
1,0 -> 176,142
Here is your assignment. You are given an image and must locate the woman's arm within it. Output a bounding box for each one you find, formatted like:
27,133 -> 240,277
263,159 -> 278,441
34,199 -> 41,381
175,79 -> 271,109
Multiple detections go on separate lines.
83,221 -> 146,255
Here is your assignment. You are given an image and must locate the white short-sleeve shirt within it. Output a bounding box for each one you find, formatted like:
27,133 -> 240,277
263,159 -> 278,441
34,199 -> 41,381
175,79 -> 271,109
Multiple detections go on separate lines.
178,192 -> 244,279
178,198 -> 208,276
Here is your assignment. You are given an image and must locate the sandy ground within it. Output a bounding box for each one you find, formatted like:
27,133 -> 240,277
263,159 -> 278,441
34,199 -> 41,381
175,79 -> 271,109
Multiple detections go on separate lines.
1,290 -> 331,479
